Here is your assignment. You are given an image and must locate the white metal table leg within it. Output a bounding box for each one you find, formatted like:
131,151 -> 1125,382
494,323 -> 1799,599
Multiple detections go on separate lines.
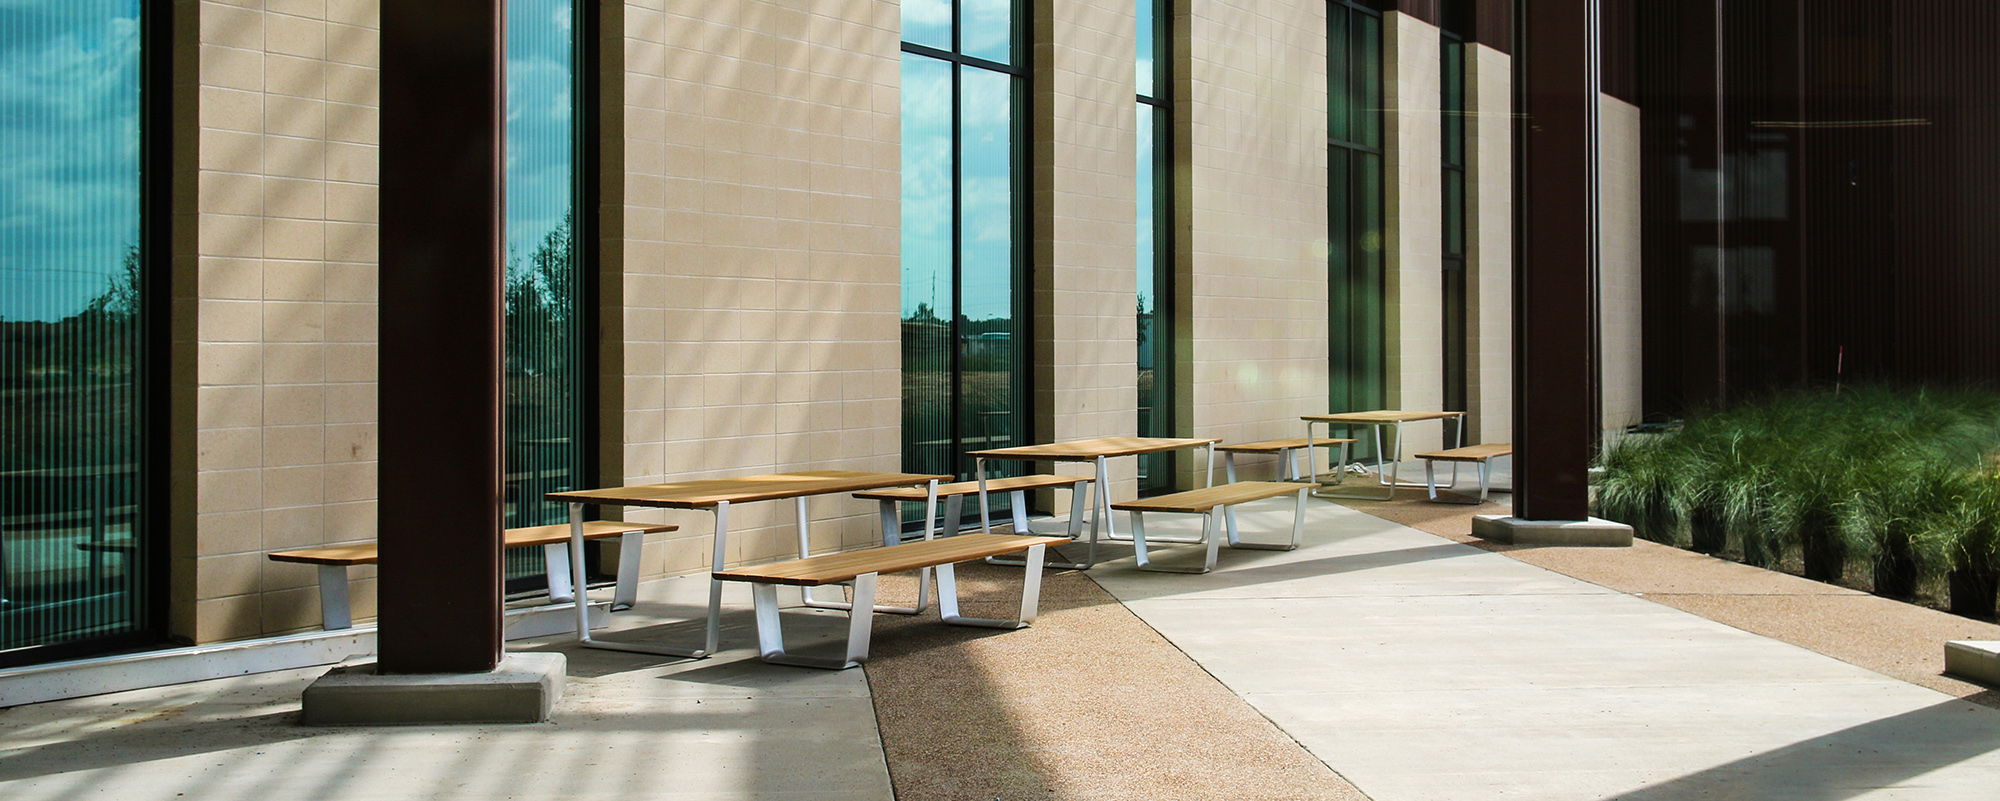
940,546 -> 1043,629
806,481 -> 935,616
317,564 -> 351,630
613,530 -> 645,610
749,573 -> 878,670
543,543 -> 574,603
1134,509 -> 1220,574
987,480 -> 1094,569
1313,422 -> 1393,500
573,500 -> 711,658
1095,455 -> 1115,542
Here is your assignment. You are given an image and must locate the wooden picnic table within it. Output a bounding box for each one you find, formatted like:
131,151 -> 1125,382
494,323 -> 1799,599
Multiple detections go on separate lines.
1301,411 -> 1466,499
547,470 -> 948,659
969,437 -> 1221,569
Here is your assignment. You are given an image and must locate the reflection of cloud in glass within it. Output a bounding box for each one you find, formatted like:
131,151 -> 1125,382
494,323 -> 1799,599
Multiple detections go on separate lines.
901,0 -> 950,51
960,0 -> 1012,65
1136,108 -> 1154,306
958,67 -> 1013,322
0,1 -> 141,321
506,0 -> 573,265
901,56 -> 953,319
1136,0 -> 1154,98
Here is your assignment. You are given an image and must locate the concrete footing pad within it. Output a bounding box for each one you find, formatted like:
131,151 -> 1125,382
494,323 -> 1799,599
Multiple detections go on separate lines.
1945,641 -> 2000,686
300,652 -> 564,726
1472,514 -> 1634,546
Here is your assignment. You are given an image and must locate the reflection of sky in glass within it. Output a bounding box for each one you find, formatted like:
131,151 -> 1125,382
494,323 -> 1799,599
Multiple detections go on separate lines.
962,0 -> 1013,65
0,1 -> 141,321
1136,0 -> 1153,99
507,0 -> 573,266
1137,110 -> 1153,312
903,0 -> 951,52
958,68 -> 1013,321
901,56 -> 953,319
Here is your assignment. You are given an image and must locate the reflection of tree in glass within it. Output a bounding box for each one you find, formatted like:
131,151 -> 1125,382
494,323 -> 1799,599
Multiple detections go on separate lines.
503,214 -> 578,527
1,243 -> 141,472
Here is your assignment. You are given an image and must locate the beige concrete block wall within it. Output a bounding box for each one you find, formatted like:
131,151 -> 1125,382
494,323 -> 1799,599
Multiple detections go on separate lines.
612,1 -> 904,575
1030,0 -> 1140,492
1177,0 -> 1329,484
182,0 -> 380,643
1384,12 -> 1446,454
1599,94 -> 1643,434
1465,43 -> 1512,445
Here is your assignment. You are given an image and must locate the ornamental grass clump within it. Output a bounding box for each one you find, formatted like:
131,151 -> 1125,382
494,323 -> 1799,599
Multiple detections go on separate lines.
1591,385 -> 2000,615
1592,434 -> 1681,545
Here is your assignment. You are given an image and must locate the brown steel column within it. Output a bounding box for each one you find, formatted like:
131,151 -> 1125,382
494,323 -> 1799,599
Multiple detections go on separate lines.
1513,0 -> 1599,521
377,0 -> 505,673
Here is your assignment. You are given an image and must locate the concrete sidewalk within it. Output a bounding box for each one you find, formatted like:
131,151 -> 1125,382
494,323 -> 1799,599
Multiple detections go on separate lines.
6,490 -> 2000,800
1088,497 -> 2000,800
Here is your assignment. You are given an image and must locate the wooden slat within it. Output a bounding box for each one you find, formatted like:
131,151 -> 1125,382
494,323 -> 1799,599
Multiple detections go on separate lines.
1111,481 -> 1317,514
851,473 -> 1093,501
546,470 -> 952,509
1414,443 -> 1513,462
970,436 -> 1221,461
1216,437 -> 1357,453
267,521 -> 667,566
713,533 -> 1071,587
1302,410 -> 1466,424
268,544 -> 380,566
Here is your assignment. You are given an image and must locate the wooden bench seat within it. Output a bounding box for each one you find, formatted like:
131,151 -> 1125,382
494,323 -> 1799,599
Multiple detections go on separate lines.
267,520 -> 676,631
1216,437 -> 1357,483
714,532 -> 1070,669
1111,481 -> 1318,573
1411,443 -> 1512,503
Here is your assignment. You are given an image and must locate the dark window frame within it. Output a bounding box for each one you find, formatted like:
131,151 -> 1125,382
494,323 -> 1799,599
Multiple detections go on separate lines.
1328,0 -> 1389,458
1137,0 -> 1175,494
899,0 -> 1032,491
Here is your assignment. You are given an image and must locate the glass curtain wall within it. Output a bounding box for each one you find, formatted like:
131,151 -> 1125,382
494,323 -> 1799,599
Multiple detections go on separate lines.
504,0 -> 587,589
1440,30 -> 1468,413
1328,1 -> 1386,457
1137,0 -> 1174,494
0,1 -> 157,663
901,1 -> 1028,500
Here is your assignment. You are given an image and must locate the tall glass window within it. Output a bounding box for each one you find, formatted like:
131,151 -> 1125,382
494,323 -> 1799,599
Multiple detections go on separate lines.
504,0 -> 588,587
0,1 -> 156,663
901,1 -> 1028,494
1137,0 -> 1175,493
1328,2 -> 1386,453
1441,31 -> 1468,413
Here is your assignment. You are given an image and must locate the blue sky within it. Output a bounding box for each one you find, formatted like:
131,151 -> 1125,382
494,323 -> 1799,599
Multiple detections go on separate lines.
505,0 -> 575,277
0,0 -> 142,322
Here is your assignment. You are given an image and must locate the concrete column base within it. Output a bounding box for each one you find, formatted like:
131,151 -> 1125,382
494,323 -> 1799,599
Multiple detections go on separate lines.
1472,514 -> 1633,547
1945,641 -> 2000,687
300,652 -> 565,726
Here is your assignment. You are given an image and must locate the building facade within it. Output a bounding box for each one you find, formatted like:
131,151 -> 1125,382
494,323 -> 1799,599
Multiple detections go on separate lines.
0,0 -> 1663,668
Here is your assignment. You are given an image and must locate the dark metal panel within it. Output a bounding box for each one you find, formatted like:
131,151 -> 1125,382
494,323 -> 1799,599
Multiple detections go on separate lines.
377,0 -> 505,674
1474,0 -> 1512,54
1636,1 -> 1726,417
1599,0 -> 1634,102
1386,0 -> 1442,26
1513,0 -> 1599,521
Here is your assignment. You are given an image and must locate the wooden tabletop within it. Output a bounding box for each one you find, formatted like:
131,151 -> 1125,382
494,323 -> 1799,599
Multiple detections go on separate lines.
1302,410 -> 1466,425
970,436 -> 1222,461
547,470 -> 953,509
